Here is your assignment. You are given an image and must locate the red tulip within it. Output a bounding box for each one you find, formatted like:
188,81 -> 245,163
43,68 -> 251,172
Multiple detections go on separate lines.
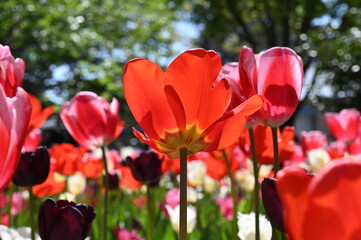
299,130 -> 328,154
60,91 -> 125,150
123,49 -> 263,159
50,143 -> 86,176
233,46 -> 303,127
0,44 -> 25,98
23,128 -> 42,152
0,85 -> 32,191
32,167 -> 66,198
324,108 -> 361,142
326,141 -> 346,159
27,93 -> 54,134
277,157 -> 361,240
239,124 -> 295,164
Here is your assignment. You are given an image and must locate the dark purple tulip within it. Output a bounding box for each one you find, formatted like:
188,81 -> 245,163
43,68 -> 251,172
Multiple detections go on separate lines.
105,173 -> 119,190
261,177 -> 285,232
126,152 -> 162,186
38,198 -> 95,240
12,146 -> 50,187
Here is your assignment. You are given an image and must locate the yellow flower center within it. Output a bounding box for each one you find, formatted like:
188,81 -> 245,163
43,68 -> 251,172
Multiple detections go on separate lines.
156,123 -> 210,159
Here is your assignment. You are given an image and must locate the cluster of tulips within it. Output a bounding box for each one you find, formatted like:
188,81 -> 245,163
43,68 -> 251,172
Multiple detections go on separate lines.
1,43 -> 360,240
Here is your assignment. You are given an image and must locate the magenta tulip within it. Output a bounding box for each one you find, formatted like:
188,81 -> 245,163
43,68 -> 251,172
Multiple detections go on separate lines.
60,91 -> 125,150
0,85 -> 32,191
229,46 -> 303,127
0,44 -> 25,98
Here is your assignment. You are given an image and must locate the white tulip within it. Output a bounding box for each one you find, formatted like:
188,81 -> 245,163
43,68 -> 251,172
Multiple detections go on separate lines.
165,204 -> 197,233
237,212 -> 272,240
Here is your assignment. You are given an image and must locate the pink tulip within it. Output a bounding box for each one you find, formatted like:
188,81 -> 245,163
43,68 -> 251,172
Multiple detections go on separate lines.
0,85 -> 32,191
229,46 -> 303,127
324,108 -> 361,142
60,91 -> 125,150
299,130 -> 328,153
0,44 -> 25,98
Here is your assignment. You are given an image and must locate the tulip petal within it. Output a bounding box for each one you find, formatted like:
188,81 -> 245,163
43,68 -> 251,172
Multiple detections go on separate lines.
166,49 -> 231,130
204,94 -> 263,150
302,158 -> 361,239
276,167 -> 313,240
123,58 -> 177,138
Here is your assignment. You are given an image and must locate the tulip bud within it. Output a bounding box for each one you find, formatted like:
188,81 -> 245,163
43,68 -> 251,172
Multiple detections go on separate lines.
261,178 -> 284,232
38,198 -> 95,240
165,204 -> 197,234
126,152 -> 162,186
12,146 -> 50,187
237,212 -> 272,240
187,160 -> 206,187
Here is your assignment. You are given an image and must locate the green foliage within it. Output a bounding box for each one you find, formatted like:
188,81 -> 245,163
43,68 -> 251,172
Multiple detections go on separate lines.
177,0 -> 361,113
1,0 -> 179,106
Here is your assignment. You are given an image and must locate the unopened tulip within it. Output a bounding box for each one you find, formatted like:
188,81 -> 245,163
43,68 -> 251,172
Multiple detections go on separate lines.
187,160 -> 206,187
38,198 -> 95,240
165,204 -> 197,234
126,151 -> 162,186
67,173 -> 86,196
324,108 -> 360,142
60,91 -> 124,151
261,178 -> 284,232
12,146 -> 50,187
299,130 -> 328,153
229,46 -> 303,127
0,44 -> 25,98
237,212 -> 272,240
0,85 -> 31,191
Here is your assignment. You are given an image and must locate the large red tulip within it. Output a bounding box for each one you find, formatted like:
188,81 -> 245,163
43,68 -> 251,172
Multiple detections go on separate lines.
0,85 -> 32,191
324,108 -> 360,142
60,91 -> 125,151
277,157 -> 361,240
0,44 -> 25,98
123,49 -> 263,159
228,46 -> 303,127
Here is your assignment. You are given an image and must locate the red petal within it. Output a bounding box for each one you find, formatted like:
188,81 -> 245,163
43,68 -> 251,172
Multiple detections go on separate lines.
166,49 -> 230,130
123,59 -> 177,138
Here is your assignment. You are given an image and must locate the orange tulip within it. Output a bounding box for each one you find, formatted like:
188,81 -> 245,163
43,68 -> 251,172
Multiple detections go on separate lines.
60,91 -> 125,151
123,49 -> 263,159
277,157 -> 361,239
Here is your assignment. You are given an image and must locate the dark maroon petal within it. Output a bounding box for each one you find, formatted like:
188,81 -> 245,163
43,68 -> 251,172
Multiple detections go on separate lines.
126,152 -> 162,185
75,204 -> 96,239
48,206 -> 85,240
12,146 -> 50,186
105,173 -> 119,190
38,198 -> 58,240
261,177 -> 285,232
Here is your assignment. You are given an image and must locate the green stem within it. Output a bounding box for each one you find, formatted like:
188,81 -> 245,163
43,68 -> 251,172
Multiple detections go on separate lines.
146,184 -> 154,240
101,146 -> 109,240
271,127 -> 280,177
179,148 -> 188,240
248,128 -> 260,240
29,187 -> 35,240
222,149 -> 238,240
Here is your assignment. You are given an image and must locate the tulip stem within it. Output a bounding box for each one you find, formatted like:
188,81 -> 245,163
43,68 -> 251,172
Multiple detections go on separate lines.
179,147 -> 188,240
271,127 -> 280,177
249,128 -> 260,240
222,149 -> 238,240
101,146 -> 109,240
146,184 -> 154,240
29,187 -> 35,240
